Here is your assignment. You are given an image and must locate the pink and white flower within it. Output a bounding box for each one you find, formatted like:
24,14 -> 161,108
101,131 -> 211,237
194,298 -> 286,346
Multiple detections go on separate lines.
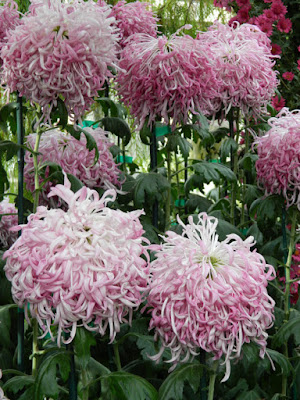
0,198 -> 18,248
116,30 -> 219,130
0,0 -> 19,53
111,1 -> 158,48
1,0 -> 119,124
3,178 -> 149,344
145,213 -> 275,381
197,22 -> 278,118
255,108 -> 300,210
24,127 -> 122,207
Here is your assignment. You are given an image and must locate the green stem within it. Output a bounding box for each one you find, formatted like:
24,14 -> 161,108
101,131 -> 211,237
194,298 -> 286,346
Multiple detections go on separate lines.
113,342 -> 122,371
282,208 -> 298,397
32,319 -> 39,377
165,147 -> 172,231
208,361 -> 218,400
33,130 -> 42,213
82,368 -> 89,400
122,138 -> 126,173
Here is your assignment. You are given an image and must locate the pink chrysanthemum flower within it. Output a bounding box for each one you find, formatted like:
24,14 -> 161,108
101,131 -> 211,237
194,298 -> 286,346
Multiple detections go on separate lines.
24,127 -> 122,207
1,0 -> 119,124
271,95 -> 285,111
145,213 -> 275,382
116,30 -> 219,130
0,198 -> 18,248
0,0 -> 19,52
277,17 -> 292,33
3,178 -> 149,344
197,22 -> 278,118
255,108 -> 300,209
111,0 -> 158,48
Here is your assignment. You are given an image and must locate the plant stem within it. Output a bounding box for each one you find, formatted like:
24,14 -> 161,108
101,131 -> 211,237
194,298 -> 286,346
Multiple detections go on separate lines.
165,147 -> 172,231
113,342 -> 122,371
81,368 -> 89,400
32,319 -> 39,377
282,208 -> 298,397
208,361 -> 218,400
33,130 -> 42,213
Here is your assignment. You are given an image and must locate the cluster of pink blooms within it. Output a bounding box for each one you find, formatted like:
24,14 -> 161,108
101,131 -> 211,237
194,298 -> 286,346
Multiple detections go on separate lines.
116,30 -> 219,130
0,0 -> 119,124
0,198 -> 18,248
24,127 -> 122,207
0,0 -> 19,54
145,213 -> 275,381
255,108 -> 300,209
3,178 -> 149,344
197,22 -> 278,117
111,1 -> 158,48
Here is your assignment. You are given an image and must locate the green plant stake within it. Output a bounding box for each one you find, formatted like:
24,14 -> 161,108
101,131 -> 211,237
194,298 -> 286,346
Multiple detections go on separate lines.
16,93 -> 25,372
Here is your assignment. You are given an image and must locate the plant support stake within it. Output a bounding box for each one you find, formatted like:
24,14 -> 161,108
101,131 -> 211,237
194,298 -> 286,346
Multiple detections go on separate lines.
16,93 -> 25,372
150,126 -> 158,228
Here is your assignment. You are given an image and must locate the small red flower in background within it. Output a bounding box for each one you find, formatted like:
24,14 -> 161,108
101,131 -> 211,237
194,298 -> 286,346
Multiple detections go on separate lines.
271,95 -> 285,111
271,43 -> 282,55
277,17 -> 292,33
270,1 -> 287,20
282,71 -> 295,81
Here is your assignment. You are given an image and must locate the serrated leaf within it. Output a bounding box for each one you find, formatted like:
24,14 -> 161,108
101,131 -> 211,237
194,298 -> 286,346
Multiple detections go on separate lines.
185,194 -> 213,213
184,174 -> 204,193
139,123 -> 152,145
158,363 -> 204,400
3,375 -> 34,394
134,173 -> 170,208
191,161 -> 236,185
167,134 -> 192,159
97,97 -> 120,118
0,102 -> 18,134
208,198 -> 231,219
140,216 -> 159,244
244,185 -> 263,209
220,138 -> 238,163
46,170 -> 84,193
223,378 -> 248,400
0,304 -> 16,347
101,117 -> 131,146
101,371 -> 158,400
0,140 -> 23,161
247,223 -> 263,247
74,327 -> 96,369
34,349 -> 71,400
272,316 -> 300,348
190,124 -> 214,145
50,98 -> 68,127
267,349 -> 293,377
205,212 -> 243,240
65,125 -> 99,163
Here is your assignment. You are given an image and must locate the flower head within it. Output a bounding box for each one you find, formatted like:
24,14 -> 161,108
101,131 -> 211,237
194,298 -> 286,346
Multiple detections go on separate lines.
0,198 -> 18,248
111,1 -> 158,48
282,71 -> 294,81
197,22 -> 278,117
271,95 -> 285,111
3,178 -> 149,344
145,213 -> 275,381
255,108 -> 300,209
277,17 -> 292,33
1,0 -> 119,124
0,0 -> 19,52
116,30 -> 218,130
271,43 -> 282,55
24,127 -> 122,207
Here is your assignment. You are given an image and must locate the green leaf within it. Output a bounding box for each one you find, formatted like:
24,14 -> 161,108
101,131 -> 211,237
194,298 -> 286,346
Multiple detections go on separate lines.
267,349 -> 293,377
0,163 -> 9,194
101,371 -> 158,400
74,327 -> 96,369
207,213 -> 243,241
236,389 -> 261,400
184,124 -> 214,146
139,123 -> 152,145
0,102 -> 18,134
238,153 -> 258,172
34,349 -> 71,400
223,378 -> 248,400
0,140 -> 23,161
191,161 -> 236,185
244,185 -> 263,209
185,194 -> 213,213
97,98 -> 126,119
211,127 -> 230,142
247,223 -> 263,247
50,98 -> 68,128
158,363 -> 205,400
0,304 -> 16,347
272,316 -> 300,348
65,125 -> 99,163
101,117 -> 131,146
3,375 -> 34,394
166,133 -> 192,159
134,173 -> 170,208
184,173 -> 204,193
45,169 -> 84,193
220,138 -> 238,163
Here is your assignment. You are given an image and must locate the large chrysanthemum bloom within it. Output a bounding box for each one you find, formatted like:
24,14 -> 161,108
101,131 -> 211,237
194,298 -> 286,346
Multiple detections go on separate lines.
1,0 -> 119,124
116,31 -> 219,130
111,1 -> 158,48
24,127 -> 122,207
0,0 -> 19,52
0,198 -> 18,248
196,22 -> 278,117
3,178 -> 149,344
255,108 -> 300,209
145,213 -> 275,382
